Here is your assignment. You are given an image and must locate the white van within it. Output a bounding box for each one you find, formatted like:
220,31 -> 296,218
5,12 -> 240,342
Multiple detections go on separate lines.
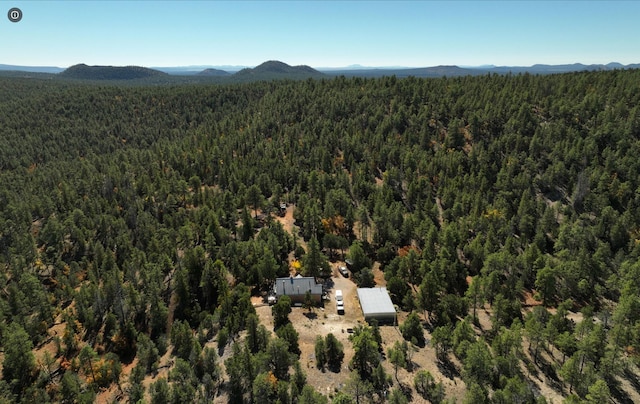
336,290 -> 344,314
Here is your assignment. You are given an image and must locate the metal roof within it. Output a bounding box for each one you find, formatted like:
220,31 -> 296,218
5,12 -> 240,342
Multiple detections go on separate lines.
275,277 -> 323,297
357,287 -> 396,318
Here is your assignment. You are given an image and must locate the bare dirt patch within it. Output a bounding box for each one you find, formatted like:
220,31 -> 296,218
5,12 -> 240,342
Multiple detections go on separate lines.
274,204 -> 296,235
523,289 -> 544,307
255,268 -> 365,398
253,266 -> 470,402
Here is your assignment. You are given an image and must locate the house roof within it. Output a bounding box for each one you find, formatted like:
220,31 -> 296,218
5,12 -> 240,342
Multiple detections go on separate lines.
357,287 -> 396,318
275,277 -> 323,296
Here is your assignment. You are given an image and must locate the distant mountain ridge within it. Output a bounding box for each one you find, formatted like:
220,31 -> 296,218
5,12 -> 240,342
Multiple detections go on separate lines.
323,62 -> 640,78
233,60 -> 323,79
197,68 -> 231,77
152,65 -> 246,75
482,62 -> 640,75
2,61 -> 639,81
0,64 -> 63,74
59,64 -> 167,80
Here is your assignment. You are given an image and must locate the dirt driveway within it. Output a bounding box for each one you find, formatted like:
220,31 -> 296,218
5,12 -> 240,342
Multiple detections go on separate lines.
254,261 -> 365,393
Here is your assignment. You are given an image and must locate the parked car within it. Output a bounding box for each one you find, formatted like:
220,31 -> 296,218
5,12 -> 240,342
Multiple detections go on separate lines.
339,266 -> 349,277
336,289 -> 344,314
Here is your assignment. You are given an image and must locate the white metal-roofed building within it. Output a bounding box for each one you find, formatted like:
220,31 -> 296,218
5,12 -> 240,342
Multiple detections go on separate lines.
274,276 -> 323,304
357,287 -> 397,324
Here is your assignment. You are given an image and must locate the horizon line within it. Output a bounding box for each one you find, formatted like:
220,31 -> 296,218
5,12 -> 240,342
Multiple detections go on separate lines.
2,60 -> 639,72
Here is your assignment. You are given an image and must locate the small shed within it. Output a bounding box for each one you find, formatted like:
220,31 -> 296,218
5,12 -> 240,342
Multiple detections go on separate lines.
274,276 -> 323,304
357,287 -> 397,324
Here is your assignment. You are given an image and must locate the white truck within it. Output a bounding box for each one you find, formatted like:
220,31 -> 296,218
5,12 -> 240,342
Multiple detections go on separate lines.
336,290 -> 344,314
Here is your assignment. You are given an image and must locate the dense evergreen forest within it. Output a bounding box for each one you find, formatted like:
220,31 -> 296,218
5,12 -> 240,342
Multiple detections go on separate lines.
1,69 -> 640,403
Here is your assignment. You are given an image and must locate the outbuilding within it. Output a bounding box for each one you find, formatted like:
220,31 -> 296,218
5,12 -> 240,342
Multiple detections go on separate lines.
357,287 -> 397,324
274,275 -> 323,304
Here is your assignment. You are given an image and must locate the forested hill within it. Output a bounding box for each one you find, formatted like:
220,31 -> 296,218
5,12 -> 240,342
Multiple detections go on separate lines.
59,63 -> 168,80
196,68 -> 231,77
234,60 -> 324,80
1,69 -> 640,403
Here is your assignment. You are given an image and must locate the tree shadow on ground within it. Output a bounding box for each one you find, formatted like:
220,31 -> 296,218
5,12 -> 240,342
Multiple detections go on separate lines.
609,379 -> 634,404
535,353 -> 564,395
422,318 -> 435,333
623,367 -> 640,392
436,358 -> 460,380
327,363 -> 342,373
303,312 -> 318,320
399,381 -> 413,402
522,354 -> 539,379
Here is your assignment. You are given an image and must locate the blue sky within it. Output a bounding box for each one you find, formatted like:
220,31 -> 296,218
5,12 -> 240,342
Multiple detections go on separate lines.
2,1 -> 639,68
